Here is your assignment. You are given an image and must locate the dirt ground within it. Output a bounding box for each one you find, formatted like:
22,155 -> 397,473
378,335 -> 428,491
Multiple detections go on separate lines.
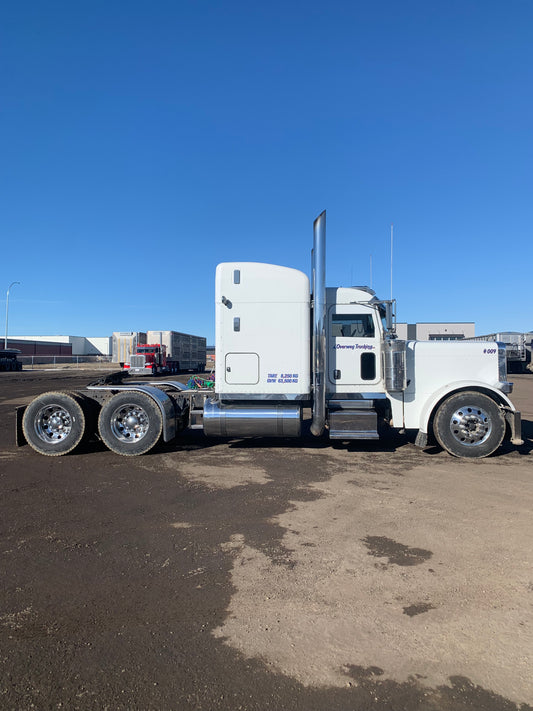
1,369 -> 532,711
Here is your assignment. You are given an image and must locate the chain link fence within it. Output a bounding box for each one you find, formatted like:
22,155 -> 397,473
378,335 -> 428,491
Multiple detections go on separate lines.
19,355 -> 115,370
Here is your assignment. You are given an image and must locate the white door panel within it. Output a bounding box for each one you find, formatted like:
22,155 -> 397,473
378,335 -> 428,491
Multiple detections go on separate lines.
328,307 -> 380,387
225,352 -> 259,385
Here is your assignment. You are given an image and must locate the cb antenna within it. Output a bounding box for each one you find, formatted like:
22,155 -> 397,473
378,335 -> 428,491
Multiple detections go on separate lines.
390,223 -> 394,301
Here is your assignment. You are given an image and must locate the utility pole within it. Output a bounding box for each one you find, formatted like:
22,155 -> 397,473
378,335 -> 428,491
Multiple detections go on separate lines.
5,281 -> 20,348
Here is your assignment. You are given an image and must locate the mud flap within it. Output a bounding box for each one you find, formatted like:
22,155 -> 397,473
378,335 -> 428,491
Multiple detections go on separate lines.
16,406 -> 27,446
415,430 -> 428,448
503,408 -> 523,446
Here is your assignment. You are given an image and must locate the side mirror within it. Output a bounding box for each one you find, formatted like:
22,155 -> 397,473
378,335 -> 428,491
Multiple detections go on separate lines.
384,300 -> 396,335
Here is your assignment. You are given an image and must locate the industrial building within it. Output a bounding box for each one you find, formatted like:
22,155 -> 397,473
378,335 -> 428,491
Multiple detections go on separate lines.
396,322 -> 475,341
6,335 -> 111,356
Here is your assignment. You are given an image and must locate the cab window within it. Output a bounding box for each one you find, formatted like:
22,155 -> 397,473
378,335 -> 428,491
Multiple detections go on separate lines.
331,314 -> 375,338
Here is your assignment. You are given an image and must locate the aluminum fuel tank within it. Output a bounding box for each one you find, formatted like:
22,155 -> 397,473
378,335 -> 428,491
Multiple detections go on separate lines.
203,399 -> 301,438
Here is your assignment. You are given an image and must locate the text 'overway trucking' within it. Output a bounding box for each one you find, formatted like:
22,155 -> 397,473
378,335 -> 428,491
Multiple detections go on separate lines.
17,211 -> 523,459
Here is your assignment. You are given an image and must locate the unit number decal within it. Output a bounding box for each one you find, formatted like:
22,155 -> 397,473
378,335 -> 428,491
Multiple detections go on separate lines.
483,348 -> 497,354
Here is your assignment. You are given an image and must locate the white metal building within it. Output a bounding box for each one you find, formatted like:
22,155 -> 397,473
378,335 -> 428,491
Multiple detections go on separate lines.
396,323 -> 475,341
14,335 -> 112,356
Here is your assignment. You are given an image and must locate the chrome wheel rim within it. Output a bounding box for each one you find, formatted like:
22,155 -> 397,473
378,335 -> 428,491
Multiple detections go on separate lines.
449,405 -> 492,446
110,404 -> 149,442
35,405 -> 73,444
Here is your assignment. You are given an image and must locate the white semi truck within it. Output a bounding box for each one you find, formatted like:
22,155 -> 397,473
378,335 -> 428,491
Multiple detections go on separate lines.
17,212 -> 522,459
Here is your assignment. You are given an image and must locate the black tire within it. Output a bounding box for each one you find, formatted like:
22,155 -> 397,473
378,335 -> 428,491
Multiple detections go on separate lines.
22,391 -> 87,456
433,391 -> 505,458
97,391 -> 163,456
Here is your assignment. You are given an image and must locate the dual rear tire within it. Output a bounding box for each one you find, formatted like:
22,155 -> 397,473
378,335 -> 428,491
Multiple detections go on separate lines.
97,392 -> 162,456
22,392 -> 89,456
22,391 -> 163,457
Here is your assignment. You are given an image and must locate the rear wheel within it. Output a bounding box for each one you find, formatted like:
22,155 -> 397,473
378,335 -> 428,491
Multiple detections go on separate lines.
22,391 -> 87,456
433,391 -> 505,458
98,391 -> 162,455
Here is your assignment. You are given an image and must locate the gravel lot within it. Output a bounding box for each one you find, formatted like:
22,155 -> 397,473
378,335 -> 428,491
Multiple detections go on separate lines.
1,369 -> 532,711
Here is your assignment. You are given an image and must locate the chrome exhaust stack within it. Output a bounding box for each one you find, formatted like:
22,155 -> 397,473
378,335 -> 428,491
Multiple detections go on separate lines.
310,211 -> 327,436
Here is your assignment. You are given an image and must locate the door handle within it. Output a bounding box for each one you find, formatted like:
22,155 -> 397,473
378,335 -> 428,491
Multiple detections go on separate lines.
333,369 -> 341,380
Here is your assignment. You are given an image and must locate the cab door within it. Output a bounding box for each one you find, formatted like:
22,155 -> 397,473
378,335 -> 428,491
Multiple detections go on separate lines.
328,306 -> 380,387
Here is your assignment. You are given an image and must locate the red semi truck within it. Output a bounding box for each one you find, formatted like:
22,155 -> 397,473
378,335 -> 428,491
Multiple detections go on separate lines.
123,343 -> 178,375
124,331 -> 207,375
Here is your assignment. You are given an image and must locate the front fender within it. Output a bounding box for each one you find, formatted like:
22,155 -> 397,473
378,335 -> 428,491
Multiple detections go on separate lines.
417,381 -> 515,436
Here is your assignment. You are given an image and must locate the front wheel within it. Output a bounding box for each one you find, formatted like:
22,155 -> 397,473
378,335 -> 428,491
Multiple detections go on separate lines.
98,391 -> 163,456
22,391 -> 87,456
433,391 -> 505,458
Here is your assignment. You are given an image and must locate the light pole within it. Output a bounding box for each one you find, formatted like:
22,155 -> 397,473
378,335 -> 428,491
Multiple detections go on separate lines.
5,281 -> 20,349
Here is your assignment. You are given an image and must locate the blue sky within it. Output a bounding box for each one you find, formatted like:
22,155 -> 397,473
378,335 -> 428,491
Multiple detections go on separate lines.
1,0 -> 532,344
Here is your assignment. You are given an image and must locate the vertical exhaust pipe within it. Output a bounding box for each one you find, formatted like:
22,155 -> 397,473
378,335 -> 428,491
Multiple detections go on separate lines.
310,211 -> 326,437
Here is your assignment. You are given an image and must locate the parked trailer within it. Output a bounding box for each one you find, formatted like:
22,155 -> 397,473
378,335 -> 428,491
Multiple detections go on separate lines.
0,349 -> 22,372
17,212 -> 523,459
147,331 -> 206,372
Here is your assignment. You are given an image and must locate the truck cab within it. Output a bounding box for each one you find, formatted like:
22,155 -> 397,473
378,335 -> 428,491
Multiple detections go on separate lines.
326,287 -> 385,393
124,344 -> 166,375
